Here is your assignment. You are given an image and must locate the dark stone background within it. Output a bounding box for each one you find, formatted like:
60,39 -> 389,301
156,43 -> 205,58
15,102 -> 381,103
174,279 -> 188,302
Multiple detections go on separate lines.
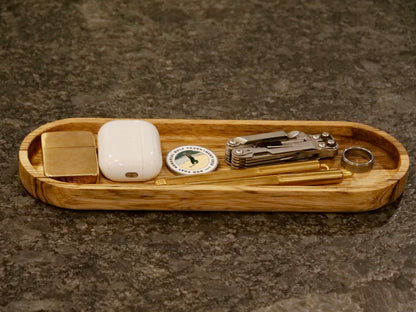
1,0 -> 415,311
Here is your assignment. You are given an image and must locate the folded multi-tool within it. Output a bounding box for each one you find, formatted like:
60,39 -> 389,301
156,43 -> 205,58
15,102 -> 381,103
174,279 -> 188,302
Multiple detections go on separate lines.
225,130 -> 338,168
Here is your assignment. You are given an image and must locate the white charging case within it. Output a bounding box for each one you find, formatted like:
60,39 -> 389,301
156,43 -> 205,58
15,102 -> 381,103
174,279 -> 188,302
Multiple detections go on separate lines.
97,120 -> 163,182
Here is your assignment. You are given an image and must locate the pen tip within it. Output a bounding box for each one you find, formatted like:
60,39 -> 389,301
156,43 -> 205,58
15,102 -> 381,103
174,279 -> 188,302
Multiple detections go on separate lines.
342,170 -> 354,178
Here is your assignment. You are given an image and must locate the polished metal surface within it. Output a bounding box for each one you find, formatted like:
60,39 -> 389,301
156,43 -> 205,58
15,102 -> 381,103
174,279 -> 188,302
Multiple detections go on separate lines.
341,146 -> 374,173
225,130 -> 338,168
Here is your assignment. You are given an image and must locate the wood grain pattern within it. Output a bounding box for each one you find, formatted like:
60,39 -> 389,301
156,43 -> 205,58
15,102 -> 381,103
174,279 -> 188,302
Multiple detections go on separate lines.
19,118 -> 409,212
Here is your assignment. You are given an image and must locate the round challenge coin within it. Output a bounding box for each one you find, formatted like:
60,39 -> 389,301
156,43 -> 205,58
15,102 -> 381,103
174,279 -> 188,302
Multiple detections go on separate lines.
166,145 -> 218,175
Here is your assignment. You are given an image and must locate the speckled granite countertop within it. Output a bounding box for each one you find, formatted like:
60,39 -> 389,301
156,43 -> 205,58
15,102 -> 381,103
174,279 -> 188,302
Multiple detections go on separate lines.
1,0 -> 415,311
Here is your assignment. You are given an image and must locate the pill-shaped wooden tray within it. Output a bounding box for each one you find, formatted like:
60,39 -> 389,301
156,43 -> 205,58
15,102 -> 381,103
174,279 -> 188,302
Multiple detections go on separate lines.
19,118 -> 409,212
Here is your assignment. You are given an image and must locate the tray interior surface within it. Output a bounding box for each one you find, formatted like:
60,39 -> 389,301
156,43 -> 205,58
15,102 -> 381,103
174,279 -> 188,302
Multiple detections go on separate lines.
25,119 -> 400,189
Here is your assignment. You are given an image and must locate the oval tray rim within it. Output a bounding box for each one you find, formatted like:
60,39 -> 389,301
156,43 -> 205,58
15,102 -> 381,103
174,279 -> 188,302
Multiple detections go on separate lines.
19,118 -> 410,212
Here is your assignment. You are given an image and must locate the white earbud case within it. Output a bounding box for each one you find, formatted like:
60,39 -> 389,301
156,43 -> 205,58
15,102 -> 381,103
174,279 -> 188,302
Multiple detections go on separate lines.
97,120 -> 163,182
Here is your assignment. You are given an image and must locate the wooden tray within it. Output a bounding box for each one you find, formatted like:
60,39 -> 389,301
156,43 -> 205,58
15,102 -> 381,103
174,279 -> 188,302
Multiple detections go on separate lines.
19,118 -> 409,212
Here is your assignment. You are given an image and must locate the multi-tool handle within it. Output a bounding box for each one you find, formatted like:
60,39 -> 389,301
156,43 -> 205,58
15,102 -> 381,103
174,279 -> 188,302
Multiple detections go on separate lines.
225,130 -> 338,168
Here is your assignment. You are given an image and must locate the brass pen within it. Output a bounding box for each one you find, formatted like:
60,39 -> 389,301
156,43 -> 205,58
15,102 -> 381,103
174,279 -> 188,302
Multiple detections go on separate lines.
201,169 -> 353,186
155,160 -> 326,185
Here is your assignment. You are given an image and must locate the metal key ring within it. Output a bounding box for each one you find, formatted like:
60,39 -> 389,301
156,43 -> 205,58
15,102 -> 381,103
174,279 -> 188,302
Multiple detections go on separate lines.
341,147 -> 374,173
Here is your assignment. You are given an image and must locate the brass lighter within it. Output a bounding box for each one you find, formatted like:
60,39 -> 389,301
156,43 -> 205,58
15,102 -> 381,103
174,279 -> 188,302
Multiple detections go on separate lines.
41,131 -> 99,183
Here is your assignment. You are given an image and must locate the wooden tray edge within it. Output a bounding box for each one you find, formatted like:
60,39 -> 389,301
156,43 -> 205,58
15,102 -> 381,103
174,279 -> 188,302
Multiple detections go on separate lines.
18,118 -> 410,212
